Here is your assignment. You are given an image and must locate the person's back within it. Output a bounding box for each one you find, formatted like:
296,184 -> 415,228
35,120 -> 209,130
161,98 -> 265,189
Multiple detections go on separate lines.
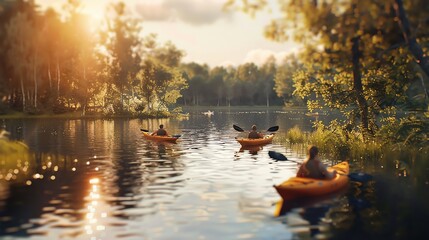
248,125 -> 263,139
296,146 -> 336,180
153,124 -> 168,136
300,160 -> 325,179
156,128 -> 167,136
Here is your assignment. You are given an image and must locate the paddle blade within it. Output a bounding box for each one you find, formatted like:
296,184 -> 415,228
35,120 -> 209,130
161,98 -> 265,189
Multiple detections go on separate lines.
348,172 -> 373,183
172,134 -> 181,138
140,128 -> 149,132
268,151 -> 288,160
267,126 -> 279,132
233,124 -> 244,132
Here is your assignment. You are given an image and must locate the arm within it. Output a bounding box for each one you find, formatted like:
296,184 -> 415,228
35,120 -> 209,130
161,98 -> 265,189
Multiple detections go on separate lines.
317,161 -> 337,179
296,163 -> 308,177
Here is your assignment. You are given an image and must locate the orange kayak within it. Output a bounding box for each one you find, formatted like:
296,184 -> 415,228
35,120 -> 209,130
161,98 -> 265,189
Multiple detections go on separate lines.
142,132 -> 179,143
236,134 -> 274,146
273,161 -> 349,200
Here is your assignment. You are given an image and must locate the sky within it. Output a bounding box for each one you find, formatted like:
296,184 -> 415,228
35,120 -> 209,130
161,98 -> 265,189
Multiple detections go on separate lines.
36,0 -> 299,67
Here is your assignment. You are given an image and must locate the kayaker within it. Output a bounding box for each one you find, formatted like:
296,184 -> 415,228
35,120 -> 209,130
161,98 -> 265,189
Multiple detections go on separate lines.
296,145 -> 337,179
152,124 -> 168,136
248,125 -> 263,139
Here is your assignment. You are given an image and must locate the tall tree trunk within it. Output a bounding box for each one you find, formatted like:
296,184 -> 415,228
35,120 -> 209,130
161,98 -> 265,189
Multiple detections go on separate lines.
418,74 -> 428,104
82,65 -> 87,116
20,73 -> 25,112
393,0 -> 429,77
48,62 -> 52,89
120,83 -> 124,112
33,54 -> 38,109
56,58 -> 61,98
351,36 -> 370,138
266,89 -> 270,107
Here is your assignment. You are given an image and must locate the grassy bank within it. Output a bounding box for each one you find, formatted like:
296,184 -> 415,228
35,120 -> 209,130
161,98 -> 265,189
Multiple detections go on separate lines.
0,110 -> 189,119
277,121 -> 429,162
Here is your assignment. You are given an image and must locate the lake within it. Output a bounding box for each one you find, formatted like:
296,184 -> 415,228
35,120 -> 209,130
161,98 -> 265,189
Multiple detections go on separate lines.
1,107 -> 428,240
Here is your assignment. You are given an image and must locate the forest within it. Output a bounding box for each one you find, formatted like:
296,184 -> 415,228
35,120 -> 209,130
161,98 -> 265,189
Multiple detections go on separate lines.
0,0 -> 296,118
225,0 -> 429,145
0,0 -> 428,144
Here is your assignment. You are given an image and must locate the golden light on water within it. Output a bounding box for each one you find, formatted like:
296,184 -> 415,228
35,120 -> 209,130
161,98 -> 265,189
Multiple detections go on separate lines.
84,177 -> 107,238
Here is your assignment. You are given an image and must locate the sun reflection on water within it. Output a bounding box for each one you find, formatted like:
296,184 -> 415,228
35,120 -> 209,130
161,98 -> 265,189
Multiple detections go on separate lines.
85,177 -> 107,239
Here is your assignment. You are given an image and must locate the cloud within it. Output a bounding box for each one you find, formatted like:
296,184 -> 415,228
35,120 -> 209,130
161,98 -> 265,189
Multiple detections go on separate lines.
135,0 -> 232,25
135,2 -> 172,21
243,48 -> 300,66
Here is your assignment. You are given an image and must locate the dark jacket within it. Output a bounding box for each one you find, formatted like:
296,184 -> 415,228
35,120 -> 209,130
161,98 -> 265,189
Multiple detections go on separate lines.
156,129 -> 167,136
248,130 -> 263,139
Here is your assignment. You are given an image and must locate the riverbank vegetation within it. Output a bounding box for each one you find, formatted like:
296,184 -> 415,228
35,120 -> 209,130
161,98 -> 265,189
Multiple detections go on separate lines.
280,117 -> 429,161
0,0 -> 427,148
227,0 -> 429,148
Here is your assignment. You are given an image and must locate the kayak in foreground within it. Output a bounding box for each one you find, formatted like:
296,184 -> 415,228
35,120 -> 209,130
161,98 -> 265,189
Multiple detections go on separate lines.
142,132 -> 180,143
273,161 -> 349,200
235,134 -> 274,146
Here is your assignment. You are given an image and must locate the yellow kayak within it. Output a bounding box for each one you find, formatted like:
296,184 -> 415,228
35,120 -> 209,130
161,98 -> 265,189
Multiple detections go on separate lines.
273,161 -> 349,200
142,132 -> 179,143
236,134 -> 274,146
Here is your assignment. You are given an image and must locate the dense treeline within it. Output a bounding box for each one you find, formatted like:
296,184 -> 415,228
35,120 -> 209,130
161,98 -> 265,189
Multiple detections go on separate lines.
180,58 -> 289,107
0,0 -> 295,117
0,0 -> 188,117
226,0 -> 429,144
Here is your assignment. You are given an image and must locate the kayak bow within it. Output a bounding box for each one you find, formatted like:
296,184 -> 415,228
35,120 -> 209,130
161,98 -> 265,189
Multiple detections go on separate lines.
273,161 -> 349,200
142,132 -> 179,143
236,134 -> 274,146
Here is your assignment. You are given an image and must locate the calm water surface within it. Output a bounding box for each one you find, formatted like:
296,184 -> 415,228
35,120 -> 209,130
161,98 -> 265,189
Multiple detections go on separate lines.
1,107 -> 428,240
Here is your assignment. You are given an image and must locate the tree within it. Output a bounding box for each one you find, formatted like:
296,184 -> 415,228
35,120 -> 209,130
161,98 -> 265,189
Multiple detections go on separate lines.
274,54 -> 303,105
180,62 -> 209,105
235,62 -> 259,105
4,12 -> 34,111
100,2 -> 141,112
61,0 -> 98,115
226,0 -> 422,139
259,56 -> 277,107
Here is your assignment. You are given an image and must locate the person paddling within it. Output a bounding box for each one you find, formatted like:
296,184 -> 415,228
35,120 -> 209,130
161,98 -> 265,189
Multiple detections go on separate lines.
248,125 -> 263,139
296,146 -> 337,179
152,124 -> 168,136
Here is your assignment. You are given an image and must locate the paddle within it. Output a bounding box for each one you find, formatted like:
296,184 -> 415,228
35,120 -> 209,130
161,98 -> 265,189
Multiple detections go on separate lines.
267,126 -> 279,132
233,124 -> 279,133
268,151 -> 373,183
140,128 -> 181,138
233,125 -> 245,132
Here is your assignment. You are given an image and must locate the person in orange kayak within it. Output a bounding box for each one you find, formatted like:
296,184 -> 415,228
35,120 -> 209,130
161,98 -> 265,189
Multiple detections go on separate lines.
296,145 -> 337,179
248,125 -> 263,139
152,124 -> 168,136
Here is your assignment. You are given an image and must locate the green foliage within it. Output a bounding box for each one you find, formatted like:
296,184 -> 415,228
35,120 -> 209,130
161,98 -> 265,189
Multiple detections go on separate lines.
0,1 -> 189,118
284,120 -> 386,160
180,59 -> 283,106
286,125 -> 307,144
378,113 -> 429,148
274,55 -> 305,105
227,0 -> 429,143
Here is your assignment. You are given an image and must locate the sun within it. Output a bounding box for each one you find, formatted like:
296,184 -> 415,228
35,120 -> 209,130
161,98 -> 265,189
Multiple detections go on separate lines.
81,3 -> 105,22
